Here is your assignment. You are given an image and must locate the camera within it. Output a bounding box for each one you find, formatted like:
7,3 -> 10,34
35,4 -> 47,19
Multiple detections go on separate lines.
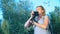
31,11 -> 39,22
33,11 -> 39,16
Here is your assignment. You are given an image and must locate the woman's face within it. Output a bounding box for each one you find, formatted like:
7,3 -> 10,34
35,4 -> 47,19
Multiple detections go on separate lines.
36,7 -> 43,14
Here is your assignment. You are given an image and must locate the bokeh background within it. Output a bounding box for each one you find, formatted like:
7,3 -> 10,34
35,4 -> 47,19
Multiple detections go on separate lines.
0,0 -> 60,34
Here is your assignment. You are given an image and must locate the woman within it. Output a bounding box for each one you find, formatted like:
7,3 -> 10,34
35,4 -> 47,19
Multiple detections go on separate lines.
24,6 -> 51,34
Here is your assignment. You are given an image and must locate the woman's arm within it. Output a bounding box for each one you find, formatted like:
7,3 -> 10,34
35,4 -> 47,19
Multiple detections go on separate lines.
24,11 -> 34,28
24,17 -> 32,28
33,16 -> 49,29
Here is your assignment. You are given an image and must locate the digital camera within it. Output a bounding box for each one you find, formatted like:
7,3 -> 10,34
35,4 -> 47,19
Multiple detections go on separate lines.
33,11 -> 39,16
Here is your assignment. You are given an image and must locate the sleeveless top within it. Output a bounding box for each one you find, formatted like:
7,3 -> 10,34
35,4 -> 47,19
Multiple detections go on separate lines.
33,15 -> 51,34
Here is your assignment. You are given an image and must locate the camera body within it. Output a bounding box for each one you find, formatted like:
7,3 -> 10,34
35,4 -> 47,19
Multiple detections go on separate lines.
31,11 -> 39,22
33,11 -> 39,16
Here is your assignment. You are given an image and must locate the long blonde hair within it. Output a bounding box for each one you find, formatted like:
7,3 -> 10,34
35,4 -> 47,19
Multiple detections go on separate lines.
37,6 -> 46,16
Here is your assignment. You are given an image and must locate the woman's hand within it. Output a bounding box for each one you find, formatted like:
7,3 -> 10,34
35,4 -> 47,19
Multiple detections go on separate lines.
31,11 -> 34,18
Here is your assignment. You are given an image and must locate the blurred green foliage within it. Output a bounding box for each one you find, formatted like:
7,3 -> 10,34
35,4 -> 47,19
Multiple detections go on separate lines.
1,0 -> 32,34
49,7 -> 60,34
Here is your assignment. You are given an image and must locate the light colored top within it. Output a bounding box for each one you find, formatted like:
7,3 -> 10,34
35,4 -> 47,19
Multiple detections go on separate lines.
33,15 -> 51,34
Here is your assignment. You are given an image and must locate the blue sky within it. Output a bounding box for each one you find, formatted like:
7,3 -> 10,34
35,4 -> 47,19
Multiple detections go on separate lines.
0,8 -> 3,20
0,0 -> 60,20
30,0 -> 60,14
14,0 -> 60,14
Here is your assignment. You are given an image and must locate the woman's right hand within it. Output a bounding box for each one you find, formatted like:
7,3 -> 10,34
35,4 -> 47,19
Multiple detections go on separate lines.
31,11 -> 34,18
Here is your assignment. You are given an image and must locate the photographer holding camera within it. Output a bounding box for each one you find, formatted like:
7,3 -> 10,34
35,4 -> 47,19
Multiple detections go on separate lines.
24,6 -> 51,34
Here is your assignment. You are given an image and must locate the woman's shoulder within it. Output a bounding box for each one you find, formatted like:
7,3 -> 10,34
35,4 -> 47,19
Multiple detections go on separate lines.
44,14 -> 49,19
